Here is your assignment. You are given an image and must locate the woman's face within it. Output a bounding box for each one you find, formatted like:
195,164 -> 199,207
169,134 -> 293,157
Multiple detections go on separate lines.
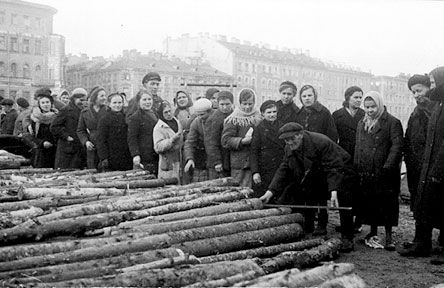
300,88 -> 315,107
364,98 -> 378,118
262,106 -> 277,122
60,94 -> 70,105
109,95 -> 123,112
280,87 -> 295,105
95,90 -> 107,106
240,97 -> 254,113
139,93 -> 153,110
411,84 -> 430,105
349,91 -> 363,109
176,93 -> 189,108
163,105 -> 173,121
39,97 -> 52,112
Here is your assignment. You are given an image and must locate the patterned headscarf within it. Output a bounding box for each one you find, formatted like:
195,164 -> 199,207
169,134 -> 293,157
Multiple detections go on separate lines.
363,91 -> 384,133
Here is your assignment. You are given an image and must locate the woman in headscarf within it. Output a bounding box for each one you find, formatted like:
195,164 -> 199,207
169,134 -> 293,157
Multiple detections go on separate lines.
96,93 -> 132,172
354,91 -> 403,251
29,94 -> 58,168
153,101 -> 183,182
127,89 -> 159,175
222,88 -> 262,187
295,84 -> 338,235
173,90 -> 194,136
77,86 -> 107,169
250,100 -> 285,197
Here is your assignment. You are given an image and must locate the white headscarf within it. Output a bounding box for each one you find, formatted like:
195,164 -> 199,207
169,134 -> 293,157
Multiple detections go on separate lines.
363,91 -> 384,133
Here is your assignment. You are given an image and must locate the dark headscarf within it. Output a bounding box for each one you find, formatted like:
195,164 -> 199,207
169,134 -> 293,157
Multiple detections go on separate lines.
158,101 -> 178,133
429,67 -> 444,102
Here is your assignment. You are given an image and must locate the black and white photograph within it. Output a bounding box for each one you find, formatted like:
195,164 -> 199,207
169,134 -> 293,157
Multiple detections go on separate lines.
0,0 -> 443,287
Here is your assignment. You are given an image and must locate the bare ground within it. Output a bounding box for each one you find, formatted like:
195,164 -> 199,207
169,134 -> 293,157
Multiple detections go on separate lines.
325,179 -> 444,288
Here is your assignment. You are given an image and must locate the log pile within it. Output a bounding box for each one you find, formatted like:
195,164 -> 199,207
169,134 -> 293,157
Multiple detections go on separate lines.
0,150 -> 29,169
0,171 -> 366,287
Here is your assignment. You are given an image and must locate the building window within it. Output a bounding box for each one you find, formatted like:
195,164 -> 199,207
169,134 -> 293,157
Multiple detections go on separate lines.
35,17 -> 41,28
23,64 -> 30,78
0,11 -> 5,24
49,69 -> 54,80
23,15 -> 30,29
10,37 -> 18,52
11,14 -> 18,25
35,39 -> 42,55
50,41 -> 55,56
0,35 -> 5,50
0,62 -> 4,76
23,38 -> 30,53
10,63 -> 17,77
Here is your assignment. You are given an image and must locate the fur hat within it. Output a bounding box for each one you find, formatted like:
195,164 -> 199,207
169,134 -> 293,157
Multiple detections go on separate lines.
34,87 -> 52,100
407,74 -> 431,91
16,97 -> 30,109
142,72 -> 161,84
205,88 -> 220,100
71,88 -> 88,99
193,98 -> 213,113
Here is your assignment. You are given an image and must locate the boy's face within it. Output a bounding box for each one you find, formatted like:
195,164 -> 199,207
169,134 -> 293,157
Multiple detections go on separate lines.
411,84 -> 430,105
218,99 -> 233,114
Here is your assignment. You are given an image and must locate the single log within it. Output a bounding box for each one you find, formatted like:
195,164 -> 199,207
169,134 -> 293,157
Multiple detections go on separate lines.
119,253 -> 200,272
17,187 -> 125,200
260,238 -> 343,274
199,238 -> 323,263
117,197 -> 261,229
0,224 -> 302,281
0,206 -> 44,228
184,270 -> 262,288
46,259 -> 265,287
78,178 -> 177,189
107,207 -> 293,236
0,215 -> 301,271
237,263 -> 354,287
319,273 -> 367,288
0,168 -> 54,175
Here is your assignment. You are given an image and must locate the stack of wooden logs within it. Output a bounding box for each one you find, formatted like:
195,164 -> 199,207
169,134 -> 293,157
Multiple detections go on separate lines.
0,150 -> 30,170
0,170 -> 366,287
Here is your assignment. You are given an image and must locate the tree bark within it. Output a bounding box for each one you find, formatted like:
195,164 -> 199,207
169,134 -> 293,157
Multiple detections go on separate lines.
260,238 -> 343,274
184,270 -> 262,288
199,238 -> 324,264
0,215 -> 301,271
319,273 -> 367,288
78,178 -> 177,189
17,187 -> 125,200
0,206 -> 44,228
0,223 -> 302,282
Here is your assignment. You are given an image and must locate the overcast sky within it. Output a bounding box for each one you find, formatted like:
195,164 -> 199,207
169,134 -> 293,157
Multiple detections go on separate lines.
34,0 -> 443,76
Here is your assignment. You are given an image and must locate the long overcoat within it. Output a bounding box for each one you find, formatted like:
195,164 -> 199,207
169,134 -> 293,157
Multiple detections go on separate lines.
295,101 -> 338,142
50,102 -> 86,169
250,119 -> 285,197
96,110 -> 132,171
332,107 -> 365,158
127,108 -> 159,174
354,110 -> 403,226
30,121 -> 56,168
414,87 -> 444,229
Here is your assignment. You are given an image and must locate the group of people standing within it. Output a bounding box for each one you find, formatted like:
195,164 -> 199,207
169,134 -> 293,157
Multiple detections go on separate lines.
2,67 -> 443,263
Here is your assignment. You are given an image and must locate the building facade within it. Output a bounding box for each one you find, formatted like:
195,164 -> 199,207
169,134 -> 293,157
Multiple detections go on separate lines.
65,50 -> 234,104
164,34 -> 373,110
0,0 -> 65,101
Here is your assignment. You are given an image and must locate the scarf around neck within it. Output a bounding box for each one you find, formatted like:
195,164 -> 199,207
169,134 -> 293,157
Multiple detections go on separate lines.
30,106 -> 57,125
224,107 -> 262,127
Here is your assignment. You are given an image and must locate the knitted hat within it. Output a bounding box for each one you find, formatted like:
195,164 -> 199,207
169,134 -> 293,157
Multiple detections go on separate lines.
216,91 -> 234,103
142,72 -> 161,84
279,81 -> 297,94
407,74 -> 431,91
1,99 -> 14,106
205,88 -> 220,100
71,88 -> 88,99
278,122 -> 303,139
193,98 -> 212,113
16,97 -> 30,109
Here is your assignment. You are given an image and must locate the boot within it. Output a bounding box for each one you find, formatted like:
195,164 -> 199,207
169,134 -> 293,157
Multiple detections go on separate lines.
398,242 -> 431,257
430,251 -> 444,265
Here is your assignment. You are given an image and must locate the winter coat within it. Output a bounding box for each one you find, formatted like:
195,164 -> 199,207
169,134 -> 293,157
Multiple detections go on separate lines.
127,94 -> 164,119
221,118 -> 256,170
1,109 -> 18,135
50,102 -> 86,169
296,101 -> 338,142
77,106 -> 107,169
414,86 -> 444,228
276,100 -> 300,124
268,131 -> 348,204
205,109 -> 232,173
404,105 -> 434,211
30,121 -> 56,168
153,118 -> 183,182
354,110 -> 403,226
175,107 -> 194,135
127,108 -> 159,174
250,119 -> 285,197
183,112 -> 213,170
96,110 -> 132,171
332,107 -> 365,158
13,109 -> 31,136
